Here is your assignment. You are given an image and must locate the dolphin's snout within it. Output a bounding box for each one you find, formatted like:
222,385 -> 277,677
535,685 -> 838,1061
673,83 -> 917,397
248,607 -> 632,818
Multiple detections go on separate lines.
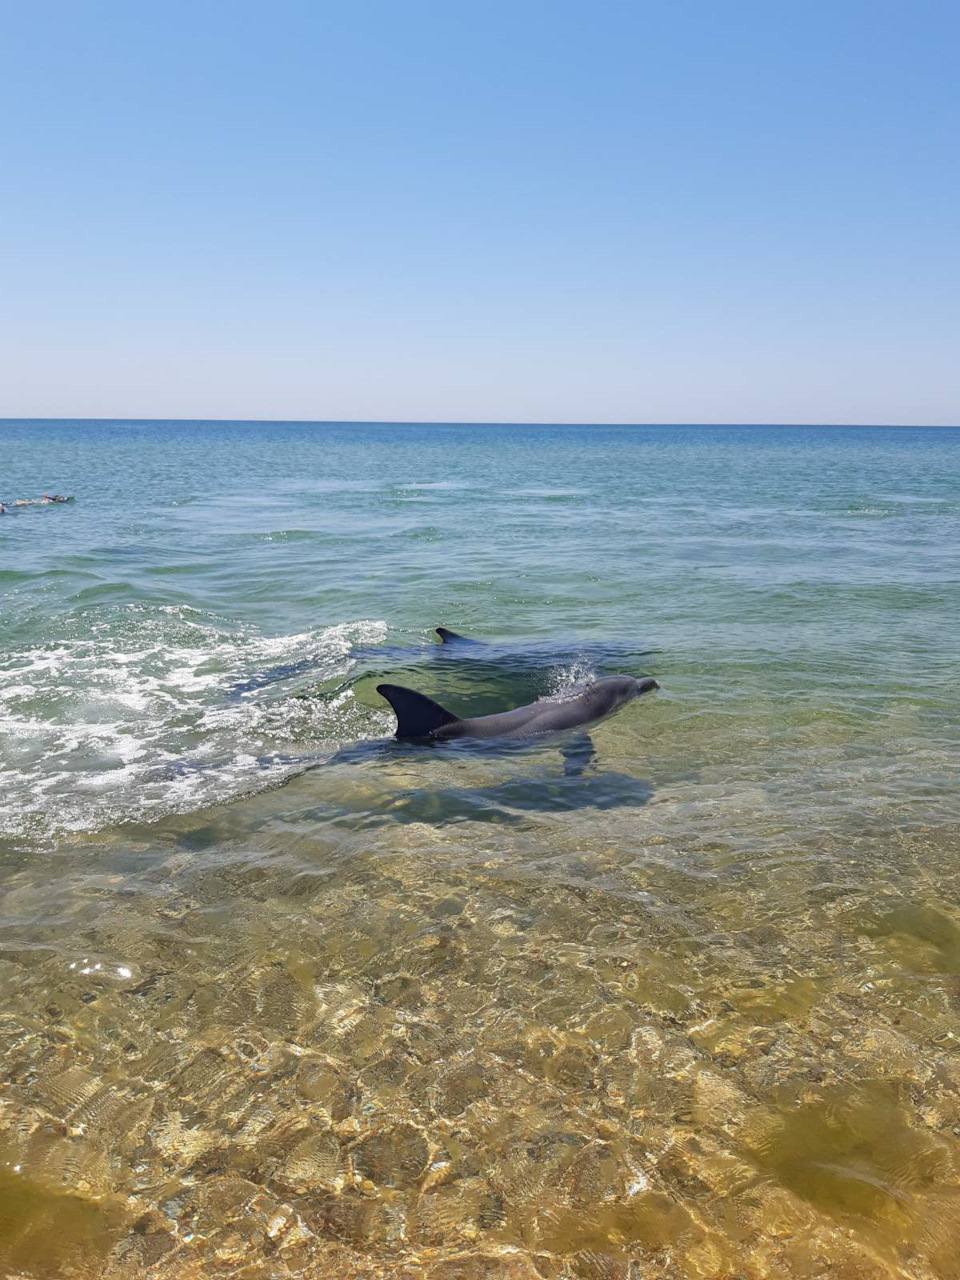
637,677 -> 659,695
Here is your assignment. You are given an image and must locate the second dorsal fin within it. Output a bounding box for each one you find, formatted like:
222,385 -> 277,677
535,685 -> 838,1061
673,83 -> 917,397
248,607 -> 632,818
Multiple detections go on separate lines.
377,683 -> 460,739
436,627 -> 475,644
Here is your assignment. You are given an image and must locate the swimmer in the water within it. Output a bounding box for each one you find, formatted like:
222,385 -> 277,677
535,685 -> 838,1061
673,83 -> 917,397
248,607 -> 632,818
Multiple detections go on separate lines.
6,494 -> 69,507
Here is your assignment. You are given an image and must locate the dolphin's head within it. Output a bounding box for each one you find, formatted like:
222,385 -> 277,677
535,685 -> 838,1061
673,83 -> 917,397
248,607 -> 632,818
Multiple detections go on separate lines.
583,674 -> 658,718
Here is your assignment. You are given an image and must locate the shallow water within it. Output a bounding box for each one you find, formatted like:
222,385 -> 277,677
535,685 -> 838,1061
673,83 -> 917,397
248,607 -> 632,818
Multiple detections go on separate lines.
1,421 -> 960,1278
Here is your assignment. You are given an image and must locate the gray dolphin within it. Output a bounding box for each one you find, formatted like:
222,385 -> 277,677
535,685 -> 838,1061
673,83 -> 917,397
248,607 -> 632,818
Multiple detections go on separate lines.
377,674 -> 658,742
229,625 -> 658,700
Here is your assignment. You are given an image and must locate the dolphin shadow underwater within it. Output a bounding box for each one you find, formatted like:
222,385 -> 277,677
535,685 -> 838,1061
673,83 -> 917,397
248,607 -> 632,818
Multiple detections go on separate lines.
330,768 -> 657,829
252,738 -> 657,828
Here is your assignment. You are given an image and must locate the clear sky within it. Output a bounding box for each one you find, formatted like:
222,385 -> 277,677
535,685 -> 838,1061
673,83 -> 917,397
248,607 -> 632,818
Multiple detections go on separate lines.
1,1 -> 958,424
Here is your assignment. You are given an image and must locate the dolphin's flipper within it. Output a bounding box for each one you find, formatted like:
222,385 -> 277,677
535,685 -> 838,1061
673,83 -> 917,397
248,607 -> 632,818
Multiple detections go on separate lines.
377,683 -> 461,739
561,733 -> 597,777
436,627 -> 477,644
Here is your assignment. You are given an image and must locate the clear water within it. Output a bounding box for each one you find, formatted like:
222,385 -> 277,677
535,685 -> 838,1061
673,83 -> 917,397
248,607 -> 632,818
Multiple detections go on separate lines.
1,420 -> 959,1278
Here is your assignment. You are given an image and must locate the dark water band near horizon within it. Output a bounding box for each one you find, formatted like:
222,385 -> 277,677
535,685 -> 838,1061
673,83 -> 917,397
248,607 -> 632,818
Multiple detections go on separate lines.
1,420 -> 960,1280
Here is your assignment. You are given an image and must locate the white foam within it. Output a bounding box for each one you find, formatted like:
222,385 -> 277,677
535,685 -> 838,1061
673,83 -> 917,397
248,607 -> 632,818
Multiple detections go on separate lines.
0,610 -> 388,842
543,661 -> 596,701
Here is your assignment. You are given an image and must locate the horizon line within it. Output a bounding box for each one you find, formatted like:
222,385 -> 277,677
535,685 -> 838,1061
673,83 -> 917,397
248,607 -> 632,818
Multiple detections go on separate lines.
2,417 -> 959,429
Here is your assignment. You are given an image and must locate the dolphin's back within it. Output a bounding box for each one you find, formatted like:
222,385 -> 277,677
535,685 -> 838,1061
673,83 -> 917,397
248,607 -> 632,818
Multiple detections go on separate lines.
377,681 -> 577,741
378,675 -> 656,742
450,693 -> 596,740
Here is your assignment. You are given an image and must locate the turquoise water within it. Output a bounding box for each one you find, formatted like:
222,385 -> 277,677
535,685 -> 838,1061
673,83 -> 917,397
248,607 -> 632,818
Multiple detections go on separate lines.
3,421 -> 958,843
2,421 -> 960,1278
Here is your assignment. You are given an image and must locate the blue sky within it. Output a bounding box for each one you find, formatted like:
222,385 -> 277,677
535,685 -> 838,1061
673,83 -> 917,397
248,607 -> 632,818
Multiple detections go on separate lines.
1,1 -> 957,423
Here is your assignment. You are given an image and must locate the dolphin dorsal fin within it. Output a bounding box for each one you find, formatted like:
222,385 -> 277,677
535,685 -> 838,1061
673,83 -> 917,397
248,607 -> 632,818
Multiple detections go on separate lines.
377,683 -> 460,739
436,627 -> 473,644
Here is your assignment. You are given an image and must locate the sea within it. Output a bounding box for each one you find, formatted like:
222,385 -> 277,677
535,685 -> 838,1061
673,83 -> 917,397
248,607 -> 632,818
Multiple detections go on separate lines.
1,420 -> 959,1279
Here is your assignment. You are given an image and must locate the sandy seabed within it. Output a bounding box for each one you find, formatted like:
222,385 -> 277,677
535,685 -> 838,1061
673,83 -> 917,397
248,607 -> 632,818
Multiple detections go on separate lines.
3,751 -> 960,1279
